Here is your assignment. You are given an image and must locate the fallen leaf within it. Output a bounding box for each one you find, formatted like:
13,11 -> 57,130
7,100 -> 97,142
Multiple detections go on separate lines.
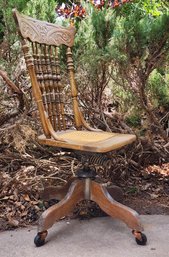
7,218 -> 19,227
150,193 -> 159,199
23,194 -> 30,202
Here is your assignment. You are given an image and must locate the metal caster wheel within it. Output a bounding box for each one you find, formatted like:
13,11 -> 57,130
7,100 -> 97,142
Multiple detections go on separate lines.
34,231 -> 48,247
132,230 -> 147,246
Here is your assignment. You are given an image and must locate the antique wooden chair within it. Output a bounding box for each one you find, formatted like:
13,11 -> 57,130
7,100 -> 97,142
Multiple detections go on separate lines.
13,9 -> 147,247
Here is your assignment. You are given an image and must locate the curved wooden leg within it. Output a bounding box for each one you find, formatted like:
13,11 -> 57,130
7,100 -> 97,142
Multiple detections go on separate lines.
38,179 -> 85,232
90,181 -> 143,231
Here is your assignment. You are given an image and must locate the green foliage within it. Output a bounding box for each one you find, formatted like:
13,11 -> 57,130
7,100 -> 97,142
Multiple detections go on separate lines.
25,0 -> 56,22
0,0 -> 56,73
0,0 -> 30,72
91,8 -> 115,49
0,10 -> 4,43
141,0 -> 163,16
74,4 -> 116,60
119,0 -> 168,17
73,6 -> 117,97
0,0 -> 30,42
125,114 -> 141,128
148,70 -> 169,107
111,9 -> 169,68
71,0 -> 169,115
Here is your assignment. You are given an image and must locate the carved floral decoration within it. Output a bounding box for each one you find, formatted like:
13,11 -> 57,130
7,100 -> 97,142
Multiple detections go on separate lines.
14,10 -> 76,46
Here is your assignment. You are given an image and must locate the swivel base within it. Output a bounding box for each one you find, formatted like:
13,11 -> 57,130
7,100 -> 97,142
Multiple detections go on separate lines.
35,177 -> 147,247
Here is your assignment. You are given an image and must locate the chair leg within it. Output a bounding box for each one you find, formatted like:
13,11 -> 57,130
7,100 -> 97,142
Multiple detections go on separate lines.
90,180 -> 143,232
34,179 -> 85,247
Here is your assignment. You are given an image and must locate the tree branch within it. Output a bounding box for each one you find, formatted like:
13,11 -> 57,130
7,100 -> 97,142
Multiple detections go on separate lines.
0,69 -> 22,94
0,69 -> 26,126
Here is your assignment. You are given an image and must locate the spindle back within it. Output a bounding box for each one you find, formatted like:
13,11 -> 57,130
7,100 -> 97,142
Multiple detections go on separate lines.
13,9 -> 83,137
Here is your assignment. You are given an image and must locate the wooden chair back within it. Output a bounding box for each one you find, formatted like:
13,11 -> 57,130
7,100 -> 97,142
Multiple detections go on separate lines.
13,9 -> 85,138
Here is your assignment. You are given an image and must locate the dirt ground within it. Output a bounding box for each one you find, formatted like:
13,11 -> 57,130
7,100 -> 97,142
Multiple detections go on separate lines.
124,163 -> 169,215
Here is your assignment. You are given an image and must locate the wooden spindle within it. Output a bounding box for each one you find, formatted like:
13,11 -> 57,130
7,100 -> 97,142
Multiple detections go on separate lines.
54,47 -> 66,130
66,47 -> 82,129
40,44 -> 54,127
21,39 -> 50,137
